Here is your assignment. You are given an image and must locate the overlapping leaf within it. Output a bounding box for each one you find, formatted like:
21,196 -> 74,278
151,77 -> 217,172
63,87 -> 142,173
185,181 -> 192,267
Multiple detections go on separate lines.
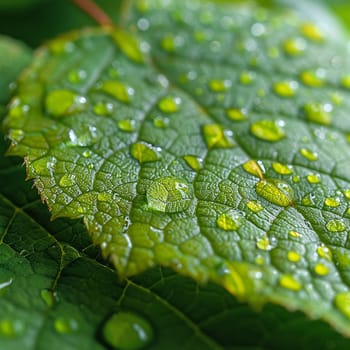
4,0 -> 350,337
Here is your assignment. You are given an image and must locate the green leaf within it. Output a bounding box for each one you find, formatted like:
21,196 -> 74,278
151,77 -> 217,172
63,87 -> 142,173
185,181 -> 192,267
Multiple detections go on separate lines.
4,0 -> 350,338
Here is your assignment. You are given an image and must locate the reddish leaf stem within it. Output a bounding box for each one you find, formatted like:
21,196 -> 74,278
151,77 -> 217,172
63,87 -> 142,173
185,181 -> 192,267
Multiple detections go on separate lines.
73,0 -> 113,26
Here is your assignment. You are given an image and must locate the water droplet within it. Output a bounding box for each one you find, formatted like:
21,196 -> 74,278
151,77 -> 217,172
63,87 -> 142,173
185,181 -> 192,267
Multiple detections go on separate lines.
45,90 -> 87,117
0,278 -> 12,296
304,102 -> 332,125
8,98 -> 30,118
289,230 -> 302,238
341,75 -> 350,89
300,70 -> 325,87
217,210 -> 243,231
40,289 -> 57,307
103,312 -> 153,350
137,18 -> 150,31
161,35 -> 183,52
239,71 -> 255,85
251,22 -> 265,37
59,173 -> 76,187
48,38 -> 75,54
272,162 -> 293,175
67,69 -> 87,83
99,81 -> 134,103
131,142 -> 160,163
8,129 -> 24,144
344,189 -> 350,199
314,263 -> 329,276
283,37 -> 307,55
279,274 -> 302,291
67,126 -> 99,147
54,317 -> 79,334
0,319 -> 24,338
202,124 -> 235,149
300,148 -> 318,161
153,116 -> 169,128
112,29 -> 145,63
250,120 -> 285,142
158,96 -> 181,113
273,80 -> 298,97
257,236 -> 273,251
183,155 -> 202,172
326,219 -> 346,232
255,255 -> 265,265
146,177 -> 192,213
246,200 -> 263,213
306,173 -> 320,184
256,179 -> 294,207
287,251 -> 301,262
83,150 -> 92,158
226,108 -> 247,121
118,119 -> 136,132
317,244 -> 332,261
93,102 -> 114,115
335,292 -> 350,318
242,159 -> 264,178
97,192 -> 113,202
300,23 -> 324,42
209,79 -> 232,92
325,197 -> 340,208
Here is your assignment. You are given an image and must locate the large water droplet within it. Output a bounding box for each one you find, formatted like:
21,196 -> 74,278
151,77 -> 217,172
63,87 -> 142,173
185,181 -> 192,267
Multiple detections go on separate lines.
314,263 -> 329,276
287,251 -> 301,262
158,96 -> 181,113
326,219 -> 346,232
202,124 -> 235,149
54,317 -> 79,334
217,210 -> 243,231
183,155 -> 202,172
272,162 -> 293,175
250,120 -> 285,142
300,148 -> 318,161
112,30 -> 145,63
279,274 -> 302,291
324,197 -> 340,208
131,142 -> 160,163
103,312 -> 153,350
242,159 -> 264,178
0,319 -> 24,338
256,179 -> 294,207
300,23 -> 324,42
226,108 -> 247,121
99,80 -> 134,103
335,292 -> 350,318
146,177 -> 192,213
304,102 -> 332,125
283,37 -> 307,55
273,80 -> 298,97
300,70 -> 325,87
45,90 -> 87,117
246,200 -> 263,213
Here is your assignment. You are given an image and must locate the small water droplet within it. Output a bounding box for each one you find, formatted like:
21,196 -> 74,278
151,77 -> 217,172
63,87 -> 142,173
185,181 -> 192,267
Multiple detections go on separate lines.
118,119 -> 136,132
251,22 -> 265,37
335,292 -> 350,318
272,162 -> 293,175
161,35 -> 183,52
137,18 -> 150,31
242,159 -> 264,178
341,75 -> 350,89
255,255 -> 265,265
300,70 -> 325,87
99,81 -> 134,103
292,175 -> 300,183
158,96 -> 181,113
131,142 -> 160,163
146,177 -> 192,213
287,251 -> 301,262
273,80 -> 298,97
279,274 -> 302,291
256,179 -> 294,207
217,210 -> 243,231
103,312 -> 153,350
239,71 -> 255,85
317,244 -> 332,261
8,98 -> 30,118
289,230 -> 302,238
257,236 -> 273,251
202,124 -> 235,149
82,150 -> 92,158
93,102 -> 114,115
67,126 -> 99,147
300,148 -> 318,161
45,90 -> 87,117
209,79 -> 232,92
112,29 -> 145,63
300,23 -> 324,42
325,197 -> 341,208
226,108 -> 247,121
326,219 -> 346,232
306,173 -> 320,184
283,37 -> 307,55
67,69 -> 87,83
97,192 -> 113,202
304,102 -> 332,125
59,173 -> 76,187
250,119 -> 285,142
0,319 -> 24,338
153,116 -> 169,128
8,129 -> 24,144
40,289 -> 57,307
344,189 -> 350,199
314,263 -> 329,276
246,200 -> 263,213
183,155 -> 202,172
54,317 -> 79,334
